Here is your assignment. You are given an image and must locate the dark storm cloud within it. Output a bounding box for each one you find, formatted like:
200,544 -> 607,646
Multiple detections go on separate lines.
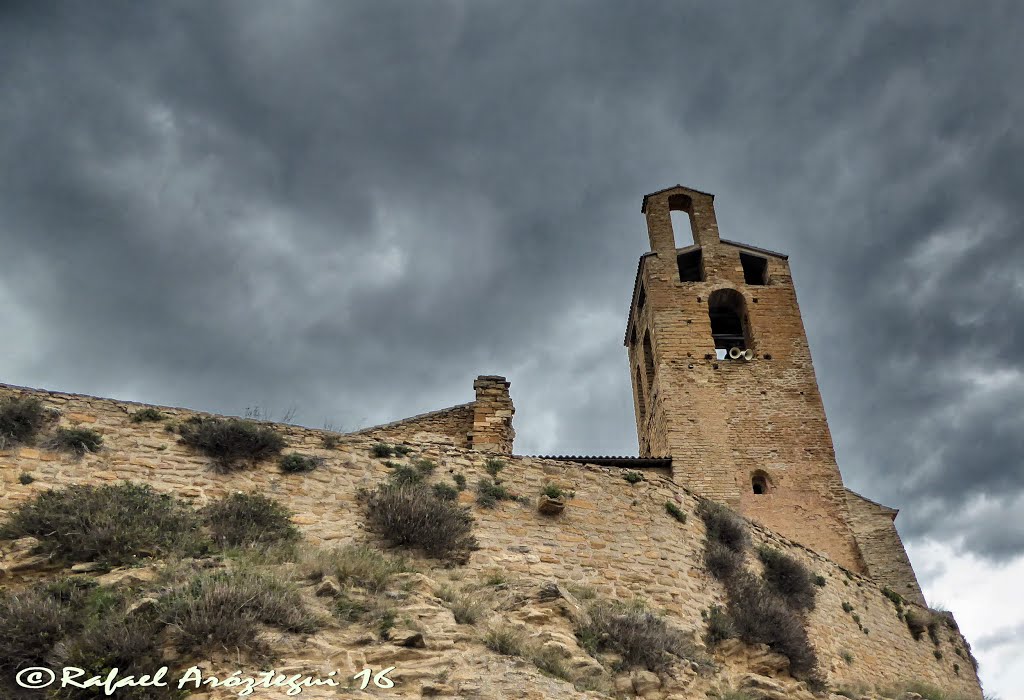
2,2 -> 1022,556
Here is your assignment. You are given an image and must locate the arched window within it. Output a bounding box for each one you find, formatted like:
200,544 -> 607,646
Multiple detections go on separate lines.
642,330 -> 655,395
751,470 -> 771,495
708,289 -> 750,359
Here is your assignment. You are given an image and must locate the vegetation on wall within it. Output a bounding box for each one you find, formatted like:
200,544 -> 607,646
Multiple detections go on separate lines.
45,427 -> 104,457
177,416 -> 286,471
201,492 -> 300,548
0,396 -> 51,449
0,482 -> 206,566
363,482 -> 477,561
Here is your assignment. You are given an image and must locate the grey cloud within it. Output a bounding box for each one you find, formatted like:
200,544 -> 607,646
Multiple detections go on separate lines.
1,1 -> 1023,564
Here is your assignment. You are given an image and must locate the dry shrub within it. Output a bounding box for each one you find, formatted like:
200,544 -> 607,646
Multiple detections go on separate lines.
201,492 -> 299,548
0,589 -> 76,680
576,599 -> 696,672
0,482 -> 207,566
160,568 -> 320,658
705,539 -> 746,581
758,546 -> 817,610
0,396 -> 50,449
364,483 -> 477,561
725,573 -> 820,683
300,544 -> 411,592
178,416 -> 286,471
45,427 -> 103,457
697,500 -> 748,555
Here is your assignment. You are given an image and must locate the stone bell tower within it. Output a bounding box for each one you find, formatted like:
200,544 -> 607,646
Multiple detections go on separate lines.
624,185 -> 867,573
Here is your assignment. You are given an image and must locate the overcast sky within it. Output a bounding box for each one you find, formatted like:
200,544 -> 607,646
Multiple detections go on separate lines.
1,1 -> 1021,695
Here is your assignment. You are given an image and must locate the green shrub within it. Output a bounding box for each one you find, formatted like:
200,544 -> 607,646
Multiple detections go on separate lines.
813,574 -> 826,587
393,444 -> 413,456
697,500 -> 748,555
178,416 -> 285,471
576,599 -> 697,672
364,483 -> 477,560
371,443 -> 395,458
484,458 -> 505,477
0,482 -> 206,566
130,407 -> 164,423
758,546 -> 817,610
334,592 -> 371,622
390,464 -> 425,486
432,483 -> 459,501
542,484 -> 565,500
300,544 -> 411,592
47,427 -> 103,456
18,472 -> 33,485
842,601 -> 854,613
201,492 -> 299,548
905,608 -> 930,641
623,471 -> 644,484
160,569 -> 320,658
321,433 -> 340,449
665,501 -> 687,523
0,396 -> 49,449
725,573 -> 820,683
413,457 -> 437,475
444,592 -> 489,625
703,604 -> 735,647
476,477 -> 517,508
279,453 -> 324,473
882,586 -> 905,608
453,473 -> 467,491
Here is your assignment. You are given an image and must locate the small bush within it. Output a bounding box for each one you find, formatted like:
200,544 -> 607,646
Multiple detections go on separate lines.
725,573 -> 820,682
53,611 -> 174,700
577,599 -> 696,672
882,586 -> 905,608
371,443 -> 395,458
18,472 -> 34,485
453,473 -> 467,491
542,484 -> 565,500
0,589 -> 76,680
623,470 -> 644,484
484,458 -> 505,477
334,593 -> 371,622
364,483 -> 477,560
813,574 -> 826,587
841,649 -> 854,665
0,396 -> 49,449
703,604 -> 735,647
390,464 -> 425,486
0,482 -> 206,566
178,416 -> 286,471
842,601 -> 854,613
705,539 -> 746,580
905,608 -> 930,641
758,546 -> 817,610
432,483 -> 459,501
201,492 -> 299,548
444,591 -> 489,625
321,434 -> 340,449
697,500 -> 748,554
301,544 -> 411,592
130,407 -> 164,423
476,477 -> 517,508
160,568 -> 320,658
484,625 -> 527,656
665,501 -> 687,523
413,457 -> 437,475
46,427 -> 103,456
393,444 -> 413,456
279,453 -> 324,473
529,645 -> 572,680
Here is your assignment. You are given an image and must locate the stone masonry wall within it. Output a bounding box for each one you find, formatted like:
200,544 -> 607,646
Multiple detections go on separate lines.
351,403 -> 475,448
845,490 -> 927,607
469,376 -> 515,454
0,384 -> 981,698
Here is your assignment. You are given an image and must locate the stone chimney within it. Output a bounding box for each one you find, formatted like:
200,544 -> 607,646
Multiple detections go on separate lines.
469,375 -> 515,454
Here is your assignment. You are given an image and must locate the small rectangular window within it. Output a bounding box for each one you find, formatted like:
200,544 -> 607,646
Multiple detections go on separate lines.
740,252 -> 767,285
677,249 -> 703,282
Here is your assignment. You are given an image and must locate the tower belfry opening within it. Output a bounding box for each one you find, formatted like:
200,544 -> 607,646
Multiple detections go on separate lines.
708,288 -> 748,354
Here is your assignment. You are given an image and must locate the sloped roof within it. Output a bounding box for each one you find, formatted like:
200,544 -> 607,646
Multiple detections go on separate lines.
531,455 -> 671,469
